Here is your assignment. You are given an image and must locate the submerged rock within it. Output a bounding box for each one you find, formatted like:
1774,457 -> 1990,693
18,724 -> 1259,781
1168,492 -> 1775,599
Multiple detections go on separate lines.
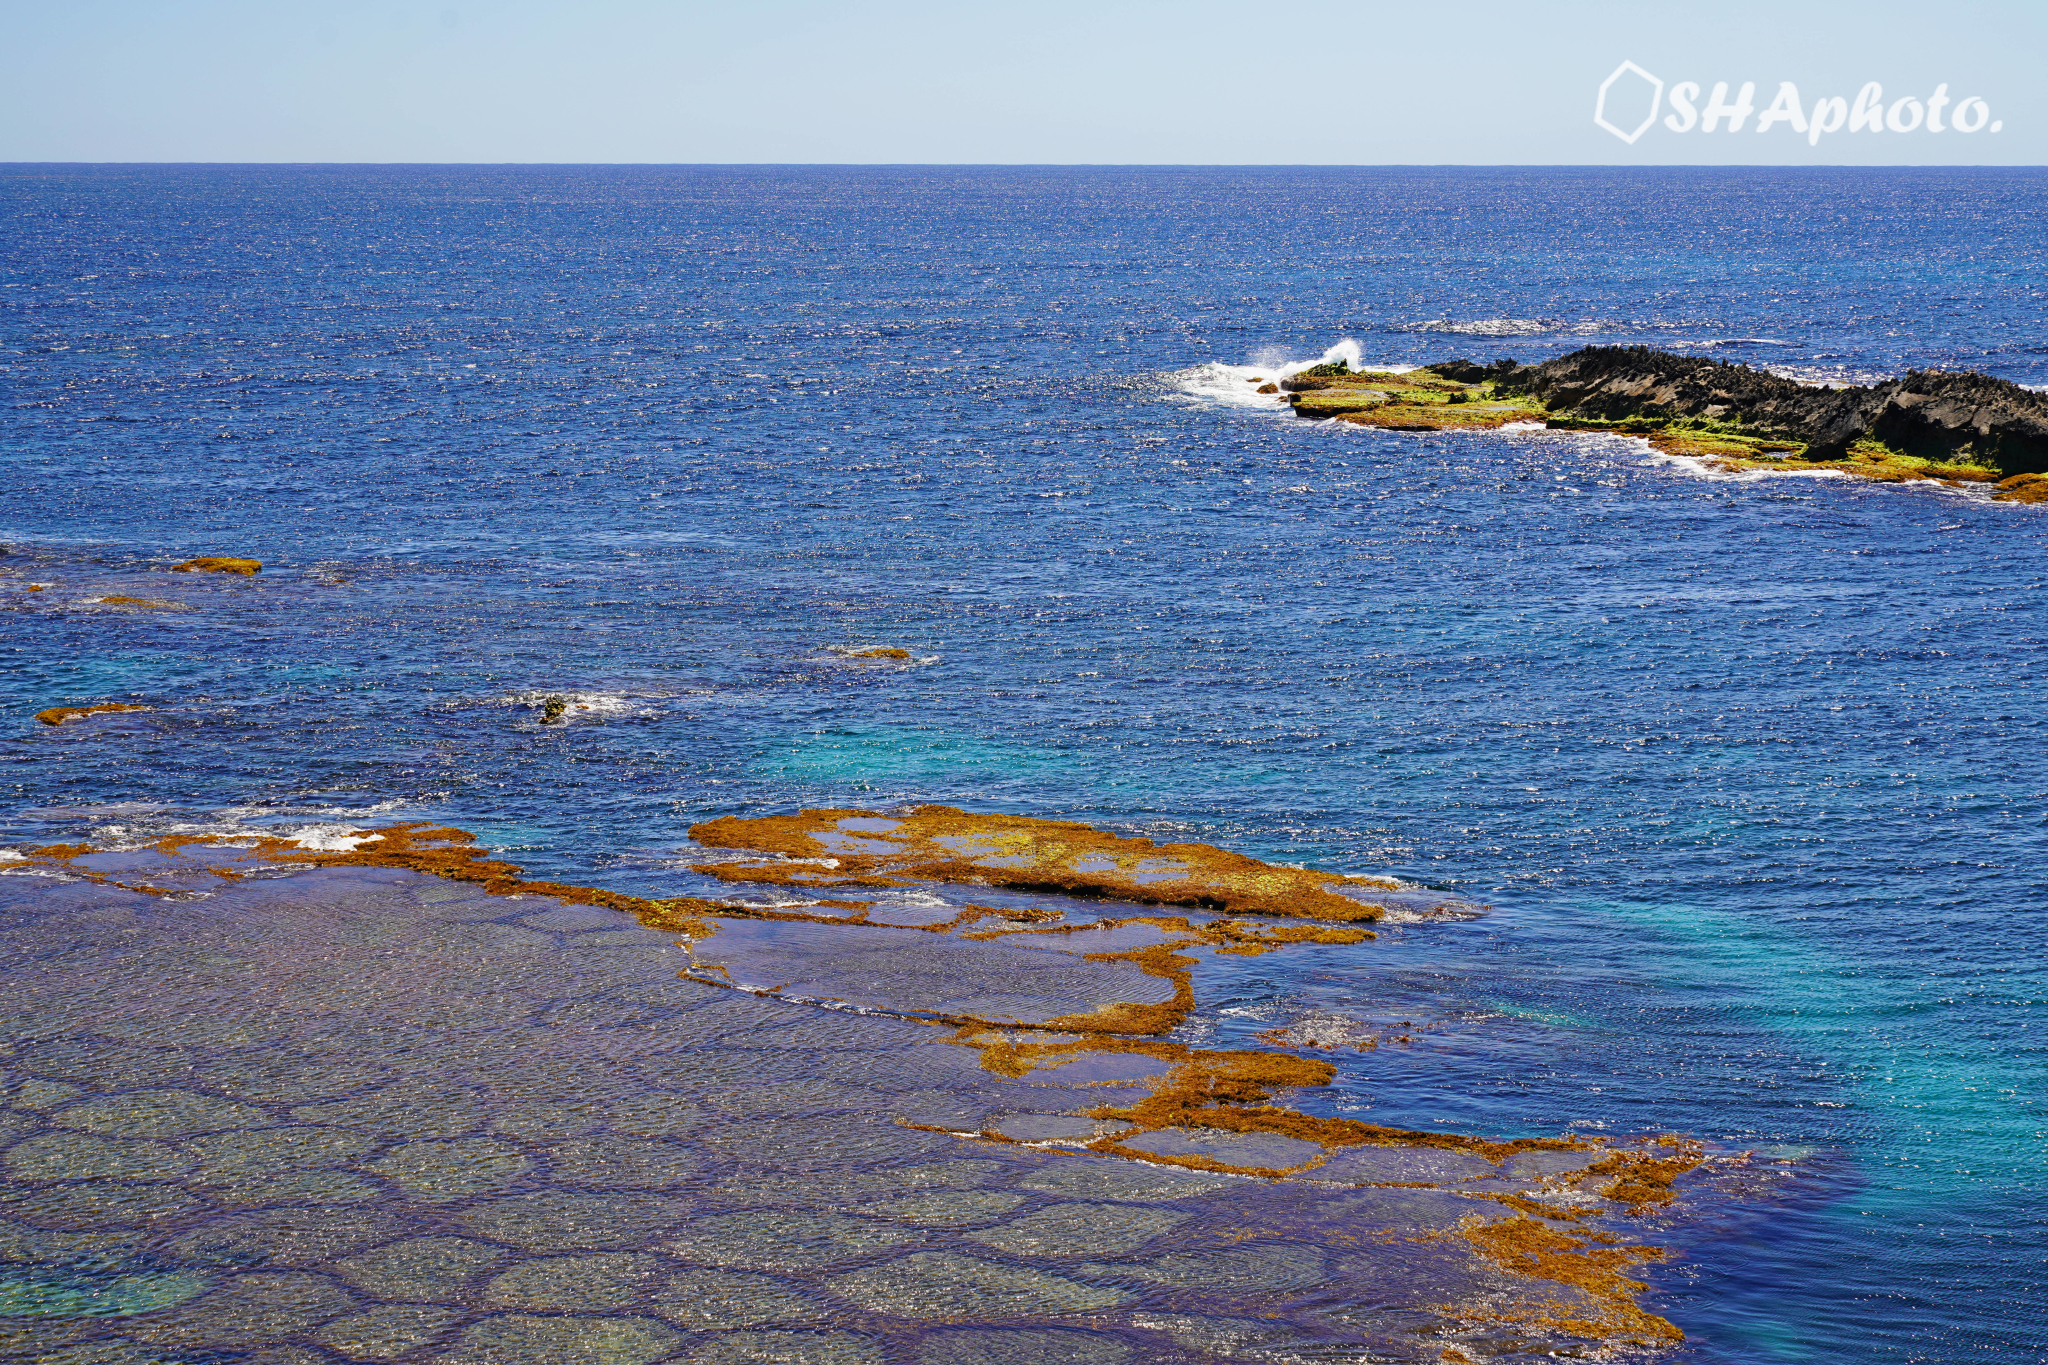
314,1305 -> 464,1360
170,557 -> 261,574
446,1314 -> 683,1365
90,595 -> 181,610
654,1267 -> 833,1329
35,703 -> 150,727
827,1251 -> 1130,1318
921,1328 -> 1130,1365
333,1235 -> 506,1301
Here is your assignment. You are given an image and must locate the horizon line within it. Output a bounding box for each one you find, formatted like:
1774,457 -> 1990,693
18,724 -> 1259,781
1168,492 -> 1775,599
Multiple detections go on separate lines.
1,161 -> 2042,171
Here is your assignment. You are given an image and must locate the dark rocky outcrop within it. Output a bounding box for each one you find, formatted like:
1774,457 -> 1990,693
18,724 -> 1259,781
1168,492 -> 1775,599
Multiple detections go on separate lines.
1428,358 -> 1521,386
1484,347 -> 2048,471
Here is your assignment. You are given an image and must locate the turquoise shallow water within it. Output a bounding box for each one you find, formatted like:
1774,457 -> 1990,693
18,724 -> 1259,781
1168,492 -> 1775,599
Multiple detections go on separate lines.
2,165 -> 2046,1360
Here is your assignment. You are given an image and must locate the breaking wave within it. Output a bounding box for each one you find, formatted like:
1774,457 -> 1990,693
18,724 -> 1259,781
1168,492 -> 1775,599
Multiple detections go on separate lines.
1169,339 -> 1413,410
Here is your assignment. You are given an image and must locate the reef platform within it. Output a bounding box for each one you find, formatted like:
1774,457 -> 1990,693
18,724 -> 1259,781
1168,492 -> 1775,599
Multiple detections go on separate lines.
0,812 -> 1744,1359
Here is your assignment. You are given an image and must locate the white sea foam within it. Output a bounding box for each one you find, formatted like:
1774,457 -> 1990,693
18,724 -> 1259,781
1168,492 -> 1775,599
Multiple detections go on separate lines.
10,800 -> 424,858
1169,339 -> 1413,411
818,645 -> 940,666
1639,444 -> 1851,484
272,824 -> 386,852
488,688 -> 665,724
1400,317 -> 1615,337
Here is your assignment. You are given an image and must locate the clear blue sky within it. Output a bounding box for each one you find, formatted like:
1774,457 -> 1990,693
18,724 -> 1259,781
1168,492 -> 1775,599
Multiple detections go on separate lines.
3,0 -> 2040,164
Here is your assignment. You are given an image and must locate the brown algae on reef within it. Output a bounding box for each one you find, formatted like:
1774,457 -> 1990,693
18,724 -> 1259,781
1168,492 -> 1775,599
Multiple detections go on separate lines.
687,805 -> 1400,921
35,703 -> 152,726
1,817 -> 1715,1357
170,556 -> 261,574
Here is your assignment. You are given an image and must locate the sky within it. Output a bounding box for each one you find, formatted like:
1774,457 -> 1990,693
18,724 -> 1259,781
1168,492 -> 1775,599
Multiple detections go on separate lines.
2,0 -> 2041,164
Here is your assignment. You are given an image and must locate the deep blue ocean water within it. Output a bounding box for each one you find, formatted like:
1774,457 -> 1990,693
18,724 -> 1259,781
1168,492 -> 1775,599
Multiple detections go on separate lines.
2,165 -> 2045,1361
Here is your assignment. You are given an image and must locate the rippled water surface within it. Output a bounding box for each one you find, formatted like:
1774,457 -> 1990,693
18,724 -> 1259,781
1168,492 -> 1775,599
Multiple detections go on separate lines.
3,166 -> 2046,1362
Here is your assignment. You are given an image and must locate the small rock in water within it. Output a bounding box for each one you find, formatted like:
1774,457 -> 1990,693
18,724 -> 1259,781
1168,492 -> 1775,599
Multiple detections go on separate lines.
170,556 -> 261,574
34,703 -> 151,727
541,695 -> 569,723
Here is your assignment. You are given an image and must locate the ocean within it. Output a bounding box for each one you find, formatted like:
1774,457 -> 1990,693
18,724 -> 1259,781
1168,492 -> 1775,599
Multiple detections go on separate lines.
2,164 -> 2044,1362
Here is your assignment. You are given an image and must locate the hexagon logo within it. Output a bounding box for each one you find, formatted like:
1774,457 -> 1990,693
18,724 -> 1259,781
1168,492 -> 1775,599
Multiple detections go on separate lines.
1595,60 -> 1664,144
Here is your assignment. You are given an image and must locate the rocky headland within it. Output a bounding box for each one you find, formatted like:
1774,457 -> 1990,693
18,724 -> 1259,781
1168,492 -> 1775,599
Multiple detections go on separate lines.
1276,346 -> 2048,502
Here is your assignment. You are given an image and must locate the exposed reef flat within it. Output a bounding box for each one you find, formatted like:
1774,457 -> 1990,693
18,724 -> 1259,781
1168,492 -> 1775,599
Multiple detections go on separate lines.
6,815 -> 1722,1354
0,844 -> 1725,1359
689,806 -> 1402,922
1276,346 -> 2048,500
